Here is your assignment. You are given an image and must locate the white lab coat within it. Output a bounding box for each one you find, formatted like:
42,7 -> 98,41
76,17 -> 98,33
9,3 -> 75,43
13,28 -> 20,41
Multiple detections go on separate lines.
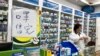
69,32 -> 91,51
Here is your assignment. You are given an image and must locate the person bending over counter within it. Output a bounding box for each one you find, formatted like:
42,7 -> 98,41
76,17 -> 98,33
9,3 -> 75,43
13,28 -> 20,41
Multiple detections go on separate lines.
69,24 -> 91,54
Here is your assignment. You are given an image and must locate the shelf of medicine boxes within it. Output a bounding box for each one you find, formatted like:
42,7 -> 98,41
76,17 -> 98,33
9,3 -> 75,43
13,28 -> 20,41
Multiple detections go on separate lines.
89,18 -> 96,41
40,0 -> 59,52
74,10 -> 83,25
0,0 -> 8,20
83,13 -> 89,35
0,0 -> 8,41
0,0 -> 8,25
60,6 -> 73,41
0,0 -> 8,9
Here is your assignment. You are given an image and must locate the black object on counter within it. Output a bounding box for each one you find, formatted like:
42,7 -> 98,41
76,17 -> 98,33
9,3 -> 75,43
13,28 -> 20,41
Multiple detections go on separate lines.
87,41 -> 95,46
0,42 -> 12,51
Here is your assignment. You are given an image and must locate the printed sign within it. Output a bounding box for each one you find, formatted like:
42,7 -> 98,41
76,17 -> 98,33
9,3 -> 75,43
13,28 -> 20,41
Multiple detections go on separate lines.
24,0 -> 39,5
43,1 -> 59,10
12,52 -> 24,56
75,10 -> 83,17
90,13 -> 100,18
84,13 -> 88,18
62,6 -> 72,14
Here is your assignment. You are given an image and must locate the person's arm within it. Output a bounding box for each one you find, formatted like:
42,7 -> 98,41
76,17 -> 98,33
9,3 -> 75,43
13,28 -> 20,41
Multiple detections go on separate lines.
69,33 -> 83,43
81,33 -> 91,43
85,36 -> 91,43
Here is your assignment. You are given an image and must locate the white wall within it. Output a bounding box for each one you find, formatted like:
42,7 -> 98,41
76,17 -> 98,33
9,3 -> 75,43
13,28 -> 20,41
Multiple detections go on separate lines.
49,0 -> 81,10
94,6 -> 100,13
93,7 -> 100,51
95,17 -> 100,51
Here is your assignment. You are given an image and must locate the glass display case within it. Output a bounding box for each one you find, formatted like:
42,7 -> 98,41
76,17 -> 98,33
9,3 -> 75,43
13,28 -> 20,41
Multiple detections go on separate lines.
83,13 -> 88,35
60,13 -> 72,41
89,18 -> 96,41
40,8 -> 58,52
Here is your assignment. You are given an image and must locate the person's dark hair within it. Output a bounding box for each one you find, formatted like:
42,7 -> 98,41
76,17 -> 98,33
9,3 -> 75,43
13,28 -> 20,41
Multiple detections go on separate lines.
74,24 -> 82,34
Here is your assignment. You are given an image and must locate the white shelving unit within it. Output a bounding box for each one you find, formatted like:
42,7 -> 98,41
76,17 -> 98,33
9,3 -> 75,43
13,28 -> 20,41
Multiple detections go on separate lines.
74,16 -> 83,24
89,17 -> 96,41
87,14 -> 90,36
95,17 -> 100,51
83,13 -> 89,36
60,5 -> 73,41
0,0 -> 9,42
74,10 -> 84,33
40,0 -> 59,52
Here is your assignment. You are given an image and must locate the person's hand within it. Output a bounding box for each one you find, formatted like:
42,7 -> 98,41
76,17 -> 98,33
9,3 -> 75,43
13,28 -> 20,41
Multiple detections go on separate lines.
83,37 -> 88,40
79,37 -> 84,40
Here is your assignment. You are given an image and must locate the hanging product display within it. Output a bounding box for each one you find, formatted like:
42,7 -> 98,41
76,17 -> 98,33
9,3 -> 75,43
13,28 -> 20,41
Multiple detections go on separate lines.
40,1 -> 59,53
83,13 -> 88,35
89,18 -> 96,41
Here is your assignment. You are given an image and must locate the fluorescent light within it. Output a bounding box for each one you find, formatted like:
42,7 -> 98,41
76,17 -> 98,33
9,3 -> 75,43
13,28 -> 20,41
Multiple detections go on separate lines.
80,0 -> 89,5
81,0 -> 100,5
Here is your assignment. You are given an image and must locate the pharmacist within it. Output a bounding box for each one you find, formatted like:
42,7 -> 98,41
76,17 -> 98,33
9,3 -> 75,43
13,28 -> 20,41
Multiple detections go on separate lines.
69,24 -> 91,52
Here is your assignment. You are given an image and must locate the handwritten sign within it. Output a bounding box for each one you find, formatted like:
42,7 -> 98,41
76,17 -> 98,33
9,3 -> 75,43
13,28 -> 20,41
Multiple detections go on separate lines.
12,8 -> 37,37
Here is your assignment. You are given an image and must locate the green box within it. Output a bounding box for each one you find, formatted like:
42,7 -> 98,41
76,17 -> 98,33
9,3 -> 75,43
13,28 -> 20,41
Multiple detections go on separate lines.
40,49 -> 47,56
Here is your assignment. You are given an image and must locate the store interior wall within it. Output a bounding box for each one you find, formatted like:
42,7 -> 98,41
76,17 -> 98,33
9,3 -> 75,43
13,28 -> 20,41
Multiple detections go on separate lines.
93,6 -> 100,51
50,0 -> 81,10
94,6 -> 100,13
95,17 -> 100,51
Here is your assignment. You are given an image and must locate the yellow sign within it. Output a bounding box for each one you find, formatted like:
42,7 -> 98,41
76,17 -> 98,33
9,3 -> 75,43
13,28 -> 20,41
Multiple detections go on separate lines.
36,10 -> 41,36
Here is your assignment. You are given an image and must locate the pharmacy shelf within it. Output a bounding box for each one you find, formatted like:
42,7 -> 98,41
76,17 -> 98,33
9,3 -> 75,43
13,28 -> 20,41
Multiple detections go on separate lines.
74,16 -> 83,24
60,13 -> 72,41
83,17 -> 88,35
40,7 -> 58,52
0,0 -> 8,42
83,13 -> 89,35
89,18 -> 96,41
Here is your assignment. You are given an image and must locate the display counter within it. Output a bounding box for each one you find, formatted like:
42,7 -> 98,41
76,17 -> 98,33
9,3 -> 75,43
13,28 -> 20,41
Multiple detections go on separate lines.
0,49 -> 24,56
